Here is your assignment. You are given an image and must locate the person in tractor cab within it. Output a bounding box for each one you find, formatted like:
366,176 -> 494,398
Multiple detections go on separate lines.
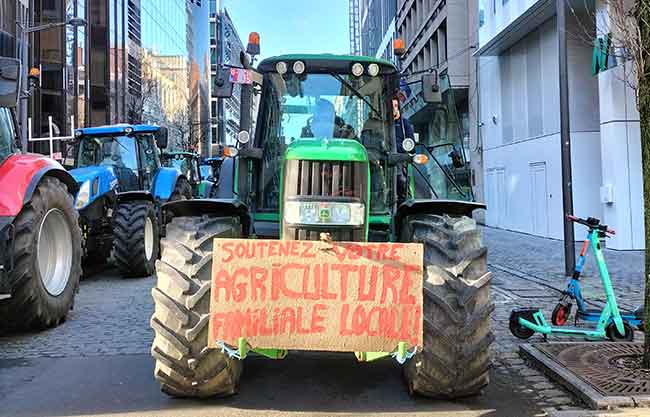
393,96 -> 414,202
301,98 -> 356,139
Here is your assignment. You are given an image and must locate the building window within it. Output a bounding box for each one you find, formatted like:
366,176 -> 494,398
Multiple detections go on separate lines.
479,0 -> 486,27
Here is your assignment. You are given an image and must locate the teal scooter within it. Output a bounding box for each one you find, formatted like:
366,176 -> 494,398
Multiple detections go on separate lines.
509,215 -> 637,342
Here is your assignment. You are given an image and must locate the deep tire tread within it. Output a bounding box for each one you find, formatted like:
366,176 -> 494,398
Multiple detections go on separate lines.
0,177 -> 82,332
150,215 -> 243,398
113,202 -> 158,278
402,214 -> 493,399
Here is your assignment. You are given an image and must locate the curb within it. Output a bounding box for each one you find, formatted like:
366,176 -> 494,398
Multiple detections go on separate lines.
519,343 -> 641,410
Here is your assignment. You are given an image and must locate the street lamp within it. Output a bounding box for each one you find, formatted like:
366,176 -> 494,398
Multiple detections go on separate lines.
16,17 -> 87,150
22,17 -> 87,34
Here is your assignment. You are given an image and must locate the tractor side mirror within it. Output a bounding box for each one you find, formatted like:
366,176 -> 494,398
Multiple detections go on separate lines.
0,57 -> 20,108
212,68 -> 234,98
422,73 -> 442,103
155,126 -> 168,149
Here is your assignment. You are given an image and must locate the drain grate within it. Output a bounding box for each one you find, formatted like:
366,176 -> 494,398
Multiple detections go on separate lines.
535,343 -> 650,396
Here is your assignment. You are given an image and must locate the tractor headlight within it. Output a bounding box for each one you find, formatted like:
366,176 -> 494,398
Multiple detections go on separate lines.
75,180 -> 91,209
351,63 -> 364,77
276,61 -> 287,75
284,201 -> 365,226
368,63 -> 380,77
293,60 -> 305,74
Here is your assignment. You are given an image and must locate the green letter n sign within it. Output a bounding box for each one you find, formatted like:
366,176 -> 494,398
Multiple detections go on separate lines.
592,33 -> 612,76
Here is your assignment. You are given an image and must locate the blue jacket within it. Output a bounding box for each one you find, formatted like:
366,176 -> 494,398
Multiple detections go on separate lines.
394,117 -> 415,153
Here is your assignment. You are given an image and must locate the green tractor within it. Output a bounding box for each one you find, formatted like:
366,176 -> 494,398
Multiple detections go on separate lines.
161,151 -> 228,199
149,47 -> 491,399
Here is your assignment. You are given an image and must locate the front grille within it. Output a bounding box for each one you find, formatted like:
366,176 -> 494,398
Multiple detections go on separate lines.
282,160 -> 368,241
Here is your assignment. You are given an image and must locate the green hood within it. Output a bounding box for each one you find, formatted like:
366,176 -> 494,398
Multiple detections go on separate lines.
284,139 -> 368,162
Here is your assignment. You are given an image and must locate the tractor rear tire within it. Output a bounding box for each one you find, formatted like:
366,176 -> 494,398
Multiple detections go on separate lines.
0,177 -> 82,332
150,215 -> 243,398
401,214 -> 494,398
170,178 -> 192,201
113,201 -> 159,278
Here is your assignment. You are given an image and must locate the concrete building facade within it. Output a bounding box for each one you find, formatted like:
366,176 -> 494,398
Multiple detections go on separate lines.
396,0 -> 471,170
474,0 -> 643,250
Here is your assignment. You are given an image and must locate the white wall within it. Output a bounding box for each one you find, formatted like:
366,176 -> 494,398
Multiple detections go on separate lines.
484,134 -> 565,238
479,0 -> 545,47
598,62 -> 645,249
480,14 -> 603,240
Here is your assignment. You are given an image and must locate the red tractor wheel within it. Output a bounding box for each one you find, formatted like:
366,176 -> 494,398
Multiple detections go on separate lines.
551,304 -> 571,326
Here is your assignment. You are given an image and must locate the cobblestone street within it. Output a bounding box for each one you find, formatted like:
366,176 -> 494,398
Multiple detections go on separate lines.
0,225 -> 645,416
486,225 -> 645,414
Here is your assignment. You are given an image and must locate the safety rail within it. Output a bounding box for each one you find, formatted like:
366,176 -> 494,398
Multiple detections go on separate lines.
27,115 -> 76,160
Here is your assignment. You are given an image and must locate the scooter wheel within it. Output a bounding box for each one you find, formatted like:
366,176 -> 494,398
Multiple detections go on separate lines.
509,318 -> 535,340
551,304 -> 571,326
606,321 -> 634,342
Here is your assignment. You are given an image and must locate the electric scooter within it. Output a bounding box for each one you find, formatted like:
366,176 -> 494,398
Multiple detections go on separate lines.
509,215 -> 641,342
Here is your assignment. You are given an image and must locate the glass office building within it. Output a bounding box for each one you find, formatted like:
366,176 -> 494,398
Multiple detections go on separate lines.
23,0 -> 210,154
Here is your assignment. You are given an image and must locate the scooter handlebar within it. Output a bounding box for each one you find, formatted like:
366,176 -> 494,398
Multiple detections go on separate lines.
567,215 -> 615,235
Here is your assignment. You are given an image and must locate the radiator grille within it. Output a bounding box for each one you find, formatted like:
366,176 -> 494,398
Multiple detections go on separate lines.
282,160 -> 368,241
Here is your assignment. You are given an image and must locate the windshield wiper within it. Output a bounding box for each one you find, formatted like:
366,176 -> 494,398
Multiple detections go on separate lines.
328,72 -> 380,117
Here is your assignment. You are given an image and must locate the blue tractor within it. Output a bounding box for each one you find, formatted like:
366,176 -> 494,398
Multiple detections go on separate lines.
67,124 -> 192,278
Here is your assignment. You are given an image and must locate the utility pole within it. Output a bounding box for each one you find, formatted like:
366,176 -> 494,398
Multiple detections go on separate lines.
557,0 -> 575,276
217,0 -> 225,147
16,0 -> 29,151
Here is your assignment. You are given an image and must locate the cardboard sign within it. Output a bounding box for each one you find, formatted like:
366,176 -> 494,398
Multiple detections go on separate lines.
209,239 -> 423,352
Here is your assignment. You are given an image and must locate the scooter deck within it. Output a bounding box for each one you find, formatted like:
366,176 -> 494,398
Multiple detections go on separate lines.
578,309 -> 641,319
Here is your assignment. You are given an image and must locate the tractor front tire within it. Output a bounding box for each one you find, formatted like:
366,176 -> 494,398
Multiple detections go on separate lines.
170,178 -> 192,201
113,202 -> 159,278
150,215 -> 243,398
401,214 -> 494,398
0,177 -> 82,332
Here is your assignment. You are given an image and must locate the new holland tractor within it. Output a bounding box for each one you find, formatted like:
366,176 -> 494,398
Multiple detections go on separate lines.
67,124 -> 192,278
149,44 -> 491,398
0,57 -> 82,332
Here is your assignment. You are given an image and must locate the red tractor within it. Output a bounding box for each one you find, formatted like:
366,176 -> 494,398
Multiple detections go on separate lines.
0,57 -> 82,332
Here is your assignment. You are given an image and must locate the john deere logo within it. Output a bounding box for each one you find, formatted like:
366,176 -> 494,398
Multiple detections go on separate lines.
319,207 -> 331,220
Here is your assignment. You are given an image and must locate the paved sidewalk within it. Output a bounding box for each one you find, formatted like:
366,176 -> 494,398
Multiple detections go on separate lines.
484,225 -> 646,413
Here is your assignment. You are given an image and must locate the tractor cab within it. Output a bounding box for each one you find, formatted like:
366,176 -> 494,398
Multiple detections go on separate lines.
0,58 -> 19,163
161,151 -> 201,185
70,124 -> 168,195
215,54 -> 475,240
252,56 -> 397,222
161,150 -> 219,198
0,106 -> 15,164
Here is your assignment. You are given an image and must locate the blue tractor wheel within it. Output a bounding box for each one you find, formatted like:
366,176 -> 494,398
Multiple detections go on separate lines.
113,201 -> 159,278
